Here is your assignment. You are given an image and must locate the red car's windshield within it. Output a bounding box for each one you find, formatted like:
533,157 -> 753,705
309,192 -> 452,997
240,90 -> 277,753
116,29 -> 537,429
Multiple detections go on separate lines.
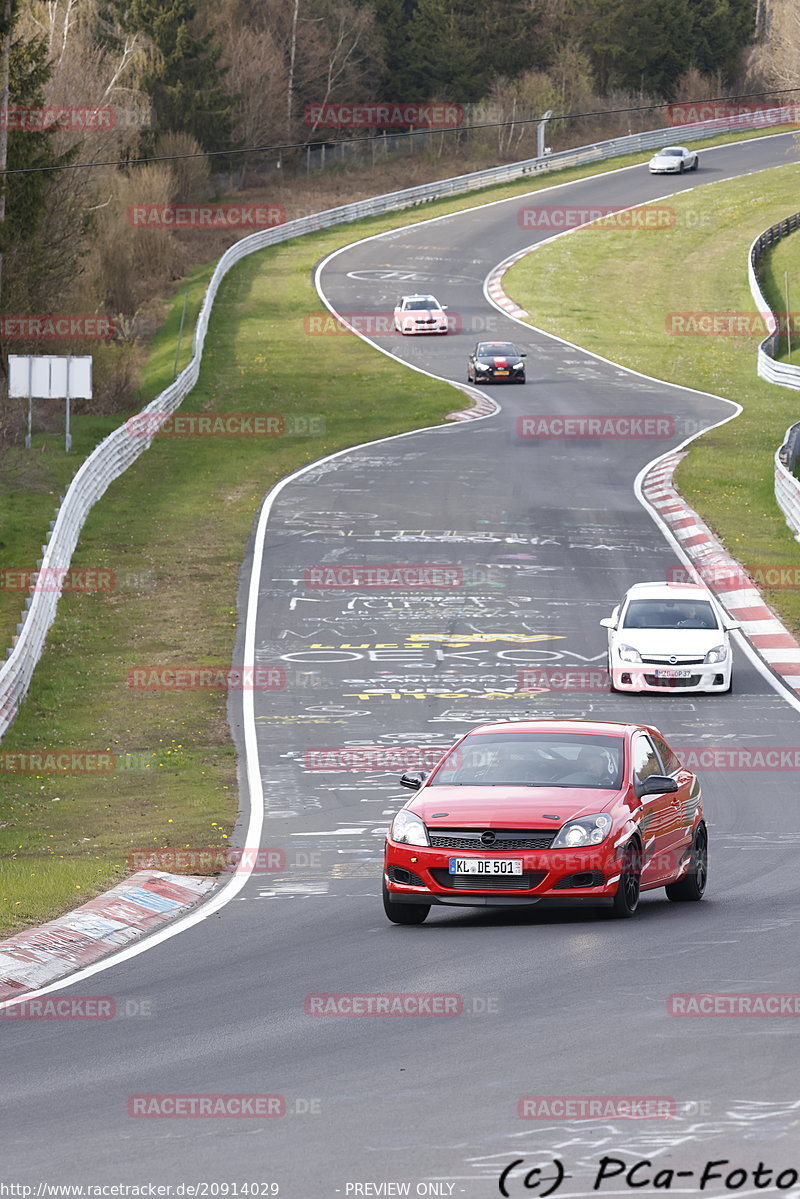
429,733 -> 624,789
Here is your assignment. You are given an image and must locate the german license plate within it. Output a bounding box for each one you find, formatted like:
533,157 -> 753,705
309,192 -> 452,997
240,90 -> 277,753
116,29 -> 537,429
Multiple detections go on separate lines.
449,858 -> 522,875
654,669 -> 691,679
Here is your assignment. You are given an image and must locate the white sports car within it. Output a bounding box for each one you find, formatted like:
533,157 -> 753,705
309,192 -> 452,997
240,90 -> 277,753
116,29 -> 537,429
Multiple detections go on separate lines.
648,146 -> 699,173
393,294 -> 448,335
601,581 -> 739,693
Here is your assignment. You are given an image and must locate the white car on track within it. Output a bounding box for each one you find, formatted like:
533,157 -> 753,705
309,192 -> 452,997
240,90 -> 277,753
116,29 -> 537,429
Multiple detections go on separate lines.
393,294 -> 449,335
601,581 -> 739,693
648,146 -> 699,173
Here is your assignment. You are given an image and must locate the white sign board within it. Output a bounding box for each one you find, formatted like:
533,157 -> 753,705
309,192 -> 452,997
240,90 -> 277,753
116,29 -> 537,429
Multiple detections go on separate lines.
8,355 -> 92,399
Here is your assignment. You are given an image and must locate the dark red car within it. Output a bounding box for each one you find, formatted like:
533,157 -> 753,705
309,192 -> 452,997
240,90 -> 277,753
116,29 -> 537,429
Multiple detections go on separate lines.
382,718 -> 706,924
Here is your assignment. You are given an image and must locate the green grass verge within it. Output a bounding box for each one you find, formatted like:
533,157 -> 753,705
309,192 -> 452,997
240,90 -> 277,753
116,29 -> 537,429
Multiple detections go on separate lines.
504,158 -> 800,634
0,123 -> 794,937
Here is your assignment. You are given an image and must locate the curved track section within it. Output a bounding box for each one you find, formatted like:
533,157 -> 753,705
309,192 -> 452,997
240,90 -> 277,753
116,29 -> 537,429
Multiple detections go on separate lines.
3,134 -> 800,1194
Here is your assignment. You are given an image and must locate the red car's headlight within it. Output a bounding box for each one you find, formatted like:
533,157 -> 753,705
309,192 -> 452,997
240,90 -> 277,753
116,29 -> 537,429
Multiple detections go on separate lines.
390,809 -> 429,846
552,813 -> 612,849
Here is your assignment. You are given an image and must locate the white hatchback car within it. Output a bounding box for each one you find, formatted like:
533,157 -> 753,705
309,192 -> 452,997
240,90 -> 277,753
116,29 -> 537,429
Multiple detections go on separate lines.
601,581 -> 739,693
648,145 -> 699,173
393,294 -> 448,335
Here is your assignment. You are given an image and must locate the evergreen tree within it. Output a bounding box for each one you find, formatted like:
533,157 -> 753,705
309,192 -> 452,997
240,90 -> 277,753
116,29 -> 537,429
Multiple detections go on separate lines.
374,0 -> 544,103
0,12 -> 79,318
582,0 -> 691,97
400,0 -> 483,101
101,0 -> 234,156
688,0 -> 756,82
373,0 -> 421,98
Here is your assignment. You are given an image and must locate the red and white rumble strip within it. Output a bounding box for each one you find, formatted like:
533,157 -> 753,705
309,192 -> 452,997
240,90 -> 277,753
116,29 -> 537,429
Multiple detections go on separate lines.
0,870 -> 215,1003
446,384 -> 500,422
642,453 -> 800,691
486,252 -> 530,320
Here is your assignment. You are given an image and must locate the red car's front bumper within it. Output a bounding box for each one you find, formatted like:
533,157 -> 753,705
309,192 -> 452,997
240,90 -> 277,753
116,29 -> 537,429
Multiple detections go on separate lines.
384,838 -> 624,907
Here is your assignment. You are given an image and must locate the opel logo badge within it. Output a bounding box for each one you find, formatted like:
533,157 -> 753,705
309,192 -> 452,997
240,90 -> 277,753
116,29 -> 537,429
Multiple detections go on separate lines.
669,656 -> 678,664
481,830 -> 497,846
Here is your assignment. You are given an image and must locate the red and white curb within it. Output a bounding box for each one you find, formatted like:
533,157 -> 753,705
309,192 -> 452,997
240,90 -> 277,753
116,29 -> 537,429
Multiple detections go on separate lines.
642,454 -> 800,691
0,870 -> 216,1003
486,255 -> 530,320
446,384 -> 500,422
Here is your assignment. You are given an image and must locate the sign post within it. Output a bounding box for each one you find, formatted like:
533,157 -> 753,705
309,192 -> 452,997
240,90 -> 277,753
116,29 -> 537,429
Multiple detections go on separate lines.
8,354 -> 91,450
25,355 -> 32,449
65,355 -> 72,451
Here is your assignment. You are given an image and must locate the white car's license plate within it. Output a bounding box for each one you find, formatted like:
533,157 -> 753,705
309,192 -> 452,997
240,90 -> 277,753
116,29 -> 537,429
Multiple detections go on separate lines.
654,669 -> 692,678
449,858 -> 522,875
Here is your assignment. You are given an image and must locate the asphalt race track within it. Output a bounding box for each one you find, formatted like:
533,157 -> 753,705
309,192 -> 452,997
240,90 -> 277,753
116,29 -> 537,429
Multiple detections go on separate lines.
4,133 -> 800,1195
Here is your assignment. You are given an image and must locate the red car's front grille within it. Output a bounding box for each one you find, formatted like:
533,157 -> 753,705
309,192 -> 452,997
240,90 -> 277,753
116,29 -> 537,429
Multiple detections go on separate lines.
429,830 -> 556,851
430,869 -> 547,891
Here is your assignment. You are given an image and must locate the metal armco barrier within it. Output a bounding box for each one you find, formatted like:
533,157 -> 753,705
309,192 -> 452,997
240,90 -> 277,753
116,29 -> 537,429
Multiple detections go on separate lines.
748,211 -> 800,381
0,107 -> 793,740
747,213 -> 800,537
776,423 -> 800,539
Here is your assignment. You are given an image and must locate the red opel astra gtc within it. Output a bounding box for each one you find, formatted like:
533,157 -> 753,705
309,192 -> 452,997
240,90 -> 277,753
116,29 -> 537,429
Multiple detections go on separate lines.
382,719 -> 706,923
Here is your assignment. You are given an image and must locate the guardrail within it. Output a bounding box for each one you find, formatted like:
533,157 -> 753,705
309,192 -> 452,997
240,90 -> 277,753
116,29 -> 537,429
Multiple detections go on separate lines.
775,423 -> 800,539
747,213 -> 800,536
0,105 -> 793,739
748,211 -> 800,385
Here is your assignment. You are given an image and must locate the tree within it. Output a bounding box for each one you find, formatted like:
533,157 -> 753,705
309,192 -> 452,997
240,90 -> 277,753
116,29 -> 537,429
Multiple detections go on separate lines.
100,0 -> 234,156
0,12 -> 79,310
578,0 -> 756,98
689,0 -> 756,83
375,0 -> 544,103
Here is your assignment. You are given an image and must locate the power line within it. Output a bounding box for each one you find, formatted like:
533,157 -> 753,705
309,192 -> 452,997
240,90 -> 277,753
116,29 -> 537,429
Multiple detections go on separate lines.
3,87 -> 800,176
